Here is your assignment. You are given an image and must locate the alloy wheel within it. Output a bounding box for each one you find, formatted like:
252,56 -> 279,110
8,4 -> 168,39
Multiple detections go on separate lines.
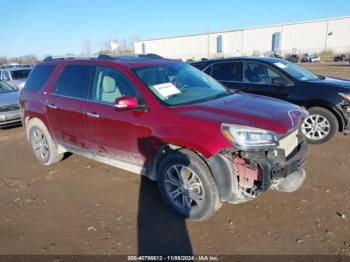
30,127 -> 50,162
164,164 -> 205,213
301,114 -> 331,141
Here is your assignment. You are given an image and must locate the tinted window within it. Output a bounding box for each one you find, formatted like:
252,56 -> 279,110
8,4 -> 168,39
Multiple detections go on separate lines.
10,69 -> 31,80
203,64 -> 212,75
25,65 -> 55,91
212,62 -> 242,81
243,62 -> 285,85
53,65 -> 93,99
91,67 -> 138,104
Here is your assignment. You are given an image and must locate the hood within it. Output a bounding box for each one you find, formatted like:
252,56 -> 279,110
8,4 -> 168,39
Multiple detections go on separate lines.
8,80 -> 25,89
308,77 -> 350,91
179,93 -> 307,134
0,91 -> 19,106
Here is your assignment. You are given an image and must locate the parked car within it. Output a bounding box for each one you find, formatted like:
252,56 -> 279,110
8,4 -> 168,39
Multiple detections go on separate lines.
0,80 -> 21,127
0,67 -> 31,89
191,57 -> 350,144
334,54 -> 348,62
301,53 -> 320,63
270,53 -> 283,59
285,54 -> 300,63
20,55 -> 308,220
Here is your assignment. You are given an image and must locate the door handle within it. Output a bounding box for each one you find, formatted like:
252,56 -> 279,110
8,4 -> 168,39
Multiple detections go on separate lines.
48,104 -> 58,109
86,112 -> 100,118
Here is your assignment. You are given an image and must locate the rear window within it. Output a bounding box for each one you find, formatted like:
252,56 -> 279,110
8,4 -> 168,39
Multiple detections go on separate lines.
53,65 -> 93,99
10,69 -> 31,80
25,65 -> 55,91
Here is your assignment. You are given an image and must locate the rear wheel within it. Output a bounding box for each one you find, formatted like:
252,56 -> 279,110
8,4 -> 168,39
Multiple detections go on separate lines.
27,119 -> 64,165
158,149 -> 221,221
301,107 -> 338,144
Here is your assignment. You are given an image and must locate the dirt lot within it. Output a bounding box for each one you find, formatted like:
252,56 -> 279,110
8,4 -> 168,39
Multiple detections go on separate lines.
0,63 -> 350,257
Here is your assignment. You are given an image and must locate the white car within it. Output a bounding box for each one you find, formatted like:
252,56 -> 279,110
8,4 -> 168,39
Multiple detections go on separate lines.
0,67 -> 31,90
302,53 -> 320,63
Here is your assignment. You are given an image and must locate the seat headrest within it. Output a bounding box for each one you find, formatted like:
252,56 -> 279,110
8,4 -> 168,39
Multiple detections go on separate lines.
102,75 -> 116,93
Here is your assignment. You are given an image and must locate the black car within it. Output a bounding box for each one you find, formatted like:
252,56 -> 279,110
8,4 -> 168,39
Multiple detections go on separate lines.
285,54 -> 300,63
191,57 -> 350,144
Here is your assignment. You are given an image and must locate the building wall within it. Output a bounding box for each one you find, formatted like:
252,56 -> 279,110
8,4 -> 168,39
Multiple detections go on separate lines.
134,17 -> 350,60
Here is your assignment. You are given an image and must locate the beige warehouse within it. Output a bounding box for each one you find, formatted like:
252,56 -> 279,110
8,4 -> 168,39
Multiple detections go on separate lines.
134,16 -> 350,61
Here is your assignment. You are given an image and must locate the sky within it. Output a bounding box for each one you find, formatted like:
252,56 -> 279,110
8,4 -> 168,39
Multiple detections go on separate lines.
1,0 -> 350,58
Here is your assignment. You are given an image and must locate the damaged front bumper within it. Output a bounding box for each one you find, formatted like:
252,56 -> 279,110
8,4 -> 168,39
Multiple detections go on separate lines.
337,102 -> 350,134
219,132 -> 308,204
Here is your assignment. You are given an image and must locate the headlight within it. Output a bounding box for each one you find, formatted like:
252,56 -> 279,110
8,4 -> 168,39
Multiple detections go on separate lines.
221,123 -> 278,150
339,93 -> 350,101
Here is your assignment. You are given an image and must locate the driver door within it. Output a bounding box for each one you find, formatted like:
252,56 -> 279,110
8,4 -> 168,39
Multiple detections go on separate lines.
242,62 -> 291,100
85,66 -> 151,167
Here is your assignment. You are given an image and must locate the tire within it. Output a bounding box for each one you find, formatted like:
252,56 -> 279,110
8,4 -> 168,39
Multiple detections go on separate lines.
301,107 -> 339,144
27,118 -> 64,165
157,149 -> 222,221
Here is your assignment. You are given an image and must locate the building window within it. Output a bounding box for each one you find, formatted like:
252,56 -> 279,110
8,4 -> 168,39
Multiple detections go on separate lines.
217,35 -> 223,53
142,43 -> 146,54
272,32 -> 281,52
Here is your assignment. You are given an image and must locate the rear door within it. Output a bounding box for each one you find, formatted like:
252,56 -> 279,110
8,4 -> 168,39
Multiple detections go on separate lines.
47,64 -> 94,149
210,61 -> 244,90
85,66 -> 151,167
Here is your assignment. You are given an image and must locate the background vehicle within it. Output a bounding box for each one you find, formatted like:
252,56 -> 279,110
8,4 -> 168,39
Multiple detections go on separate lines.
192,57 -> 350,144
20,55 -> 307,220
0,67 -> 31,89
334,54 -> 348,62
285,54 -> 300,63
301,53 -> 320,63
0,80 -> 21,127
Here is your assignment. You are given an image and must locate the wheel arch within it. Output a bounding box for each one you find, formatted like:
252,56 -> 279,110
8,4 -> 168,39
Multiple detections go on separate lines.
303,103 -> 345,132
150,144 -> 235,202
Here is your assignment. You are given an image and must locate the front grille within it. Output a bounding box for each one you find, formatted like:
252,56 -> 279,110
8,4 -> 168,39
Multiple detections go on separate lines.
0,104 -> 20,112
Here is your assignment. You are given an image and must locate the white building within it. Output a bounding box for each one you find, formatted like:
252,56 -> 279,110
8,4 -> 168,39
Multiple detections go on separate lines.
134,16 -> 350,61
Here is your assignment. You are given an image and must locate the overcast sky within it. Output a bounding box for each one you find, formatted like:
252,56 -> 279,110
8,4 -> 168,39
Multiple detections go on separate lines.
1,0 -> 350,58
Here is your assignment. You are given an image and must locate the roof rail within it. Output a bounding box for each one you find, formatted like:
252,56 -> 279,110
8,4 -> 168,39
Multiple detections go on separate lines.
43,53 -> 164,62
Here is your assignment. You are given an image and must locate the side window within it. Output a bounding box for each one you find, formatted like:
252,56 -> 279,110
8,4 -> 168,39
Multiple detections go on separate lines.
243,63 -> 269,84
212,62 -> 243,82
24,65 -> 55,91
203,65 -> 212,75
53,65 -> 93,99
91,67 -> 138,104
3,71 -> 10,81
266,67 -> 287,85
243,62 -> 287,85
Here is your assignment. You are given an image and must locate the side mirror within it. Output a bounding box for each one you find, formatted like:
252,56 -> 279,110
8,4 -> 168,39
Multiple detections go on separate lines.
114,96 -> 146,111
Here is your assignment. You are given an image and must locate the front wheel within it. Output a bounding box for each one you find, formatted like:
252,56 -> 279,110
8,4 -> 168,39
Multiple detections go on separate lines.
158,149 -> 221,221
301,107 -> 339,144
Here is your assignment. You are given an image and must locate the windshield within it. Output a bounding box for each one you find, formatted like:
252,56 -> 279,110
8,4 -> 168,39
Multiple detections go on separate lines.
273,60 -> 319,81
132,63 -> 228,106
10,69 -> 31,80
0,81 -> 17,93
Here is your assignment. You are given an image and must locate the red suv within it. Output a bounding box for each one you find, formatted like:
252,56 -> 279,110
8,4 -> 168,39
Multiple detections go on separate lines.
20,55 -> 308,220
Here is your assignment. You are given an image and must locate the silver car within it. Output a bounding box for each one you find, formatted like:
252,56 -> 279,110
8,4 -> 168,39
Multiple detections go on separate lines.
0,81 -> 21,127
0,67 -> 31,89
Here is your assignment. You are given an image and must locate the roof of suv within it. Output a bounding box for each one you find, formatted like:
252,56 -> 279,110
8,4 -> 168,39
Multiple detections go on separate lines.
41,54 -> 179,69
